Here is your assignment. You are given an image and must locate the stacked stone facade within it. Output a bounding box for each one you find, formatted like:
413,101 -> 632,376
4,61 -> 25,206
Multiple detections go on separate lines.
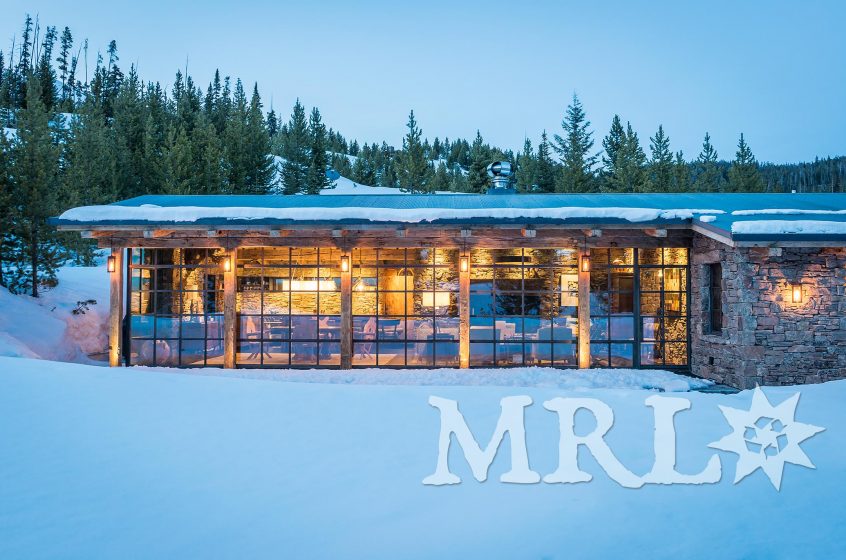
690,233 -> 846,388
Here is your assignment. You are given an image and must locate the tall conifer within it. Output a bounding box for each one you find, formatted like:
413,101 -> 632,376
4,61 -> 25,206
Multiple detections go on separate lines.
727,133 -> 764,192
553,93 -> 597,192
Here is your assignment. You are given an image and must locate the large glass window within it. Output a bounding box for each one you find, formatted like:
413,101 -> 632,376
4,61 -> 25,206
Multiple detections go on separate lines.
469,248 -> 579,367
590,248 -> 688,368
352,248 -> 459,367
128,248 -> 225,367
236,247 -> 342,367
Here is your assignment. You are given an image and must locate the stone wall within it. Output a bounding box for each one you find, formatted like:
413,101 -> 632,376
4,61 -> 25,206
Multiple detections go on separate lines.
691,233 -> 846,388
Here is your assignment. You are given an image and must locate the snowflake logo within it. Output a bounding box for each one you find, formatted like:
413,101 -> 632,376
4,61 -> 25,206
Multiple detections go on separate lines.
709,387 -> 824,490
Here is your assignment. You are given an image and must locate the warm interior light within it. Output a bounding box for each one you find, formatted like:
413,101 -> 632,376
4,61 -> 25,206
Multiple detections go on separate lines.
340,255 -> 350,273
106,255 -> 116,273
283,279 -> 337,291
421,292 -> 450,308
792,284 -> 803,303
222,256 -> 231,273
581,255 -> 591,272
460,256 -> 469,273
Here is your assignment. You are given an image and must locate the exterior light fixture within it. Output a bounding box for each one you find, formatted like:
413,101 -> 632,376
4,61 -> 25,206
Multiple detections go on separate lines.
460,255 -> 469,273
222,256 -> 232,273
340,255 -> 350,273
107,255 -> 116,273
581,254 -> 591,272
792,283 -> 803,303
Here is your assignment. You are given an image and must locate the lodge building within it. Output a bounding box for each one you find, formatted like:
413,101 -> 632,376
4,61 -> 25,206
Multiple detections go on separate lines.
52,190 -> 846,389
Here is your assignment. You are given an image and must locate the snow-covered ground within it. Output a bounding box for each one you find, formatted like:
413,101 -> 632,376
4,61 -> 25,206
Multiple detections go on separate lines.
0,357 -> 842,558
0,264 -> 842,558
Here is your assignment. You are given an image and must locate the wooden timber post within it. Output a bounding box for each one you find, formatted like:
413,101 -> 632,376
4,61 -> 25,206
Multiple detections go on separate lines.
108,247 -> 124,367
223,248 -> 237,369
578,250 -> 591,369
459,255 -> 470,369
340,252 -> 352,369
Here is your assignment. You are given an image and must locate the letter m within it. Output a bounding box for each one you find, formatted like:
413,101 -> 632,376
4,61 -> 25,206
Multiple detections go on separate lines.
422,396 -> 539,485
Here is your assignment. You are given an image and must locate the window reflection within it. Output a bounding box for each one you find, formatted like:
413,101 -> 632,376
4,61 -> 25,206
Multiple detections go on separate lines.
128,248 -> 225,367
352,248 -> 459,367
591,248 -> 688,368
235,247 -> 341,367
469,248 -> 579,367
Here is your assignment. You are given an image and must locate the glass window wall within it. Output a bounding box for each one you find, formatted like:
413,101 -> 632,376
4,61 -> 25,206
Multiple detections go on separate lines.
469,248 -> 579,367
128,248 -> 225,367
351,248 -> 459,367
236,247 -> 342,367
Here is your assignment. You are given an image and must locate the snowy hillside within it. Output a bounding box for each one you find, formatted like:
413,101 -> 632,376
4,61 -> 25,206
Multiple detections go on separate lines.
273,155 -> 458,195
0,265 -> 109,362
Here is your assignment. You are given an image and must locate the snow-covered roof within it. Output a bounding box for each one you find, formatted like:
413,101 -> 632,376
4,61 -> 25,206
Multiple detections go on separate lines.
51,193 -> 846,244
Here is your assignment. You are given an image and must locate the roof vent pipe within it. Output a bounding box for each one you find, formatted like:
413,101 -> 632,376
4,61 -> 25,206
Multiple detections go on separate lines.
486,161 -> 516,194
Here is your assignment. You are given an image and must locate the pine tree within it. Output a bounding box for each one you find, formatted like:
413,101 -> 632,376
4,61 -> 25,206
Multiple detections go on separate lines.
281,99 -> 309,194
306,107 -> 332,194
56,27 -> 73,107
429,161 -> 450,192
601,115 -> 625,178
352,143 -> 376,185
243,84 -> 274,193
600,118 -> 646,192
64,98 -> 116,205
110,68 -> 147,198
397,110 -> 429,193
9,76 -> 62,296
535,131 -> 557,193
0,130 -> 12,286
15,15 -> 34,108
36,26 -> 58,111
515,138 -> 536,192
196,118 -> 225,194
468,130 -> 490,193
673,151 -> 691,191
553,93 -> 597,192
164,125 -> 194,194
727,133 -> 764,192
646,125 -> 673,192
266,108 -> 278,137
693,132 -> 724,192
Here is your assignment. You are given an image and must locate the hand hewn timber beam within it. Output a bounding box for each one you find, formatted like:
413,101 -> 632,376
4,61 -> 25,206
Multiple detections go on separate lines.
108,248 -> 124,367
340,253 -> 352,369
578,250 -> 591,369
459,256 -> 470,368
223,248 -> 237,369
143,229 -> 173,239
644,228 -> 668,238
583,228 -> 602,238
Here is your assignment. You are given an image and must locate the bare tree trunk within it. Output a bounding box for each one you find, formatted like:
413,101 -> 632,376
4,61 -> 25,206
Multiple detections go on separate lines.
30,224 -> 38,298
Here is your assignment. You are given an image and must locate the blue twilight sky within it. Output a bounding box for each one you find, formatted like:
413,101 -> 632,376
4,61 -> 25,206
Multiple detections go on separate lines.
2,0 -> 844,163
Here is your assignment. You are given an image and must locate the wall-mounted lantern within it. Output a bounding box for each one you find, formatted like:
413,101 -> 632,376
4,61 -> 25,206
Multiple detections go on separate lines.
106,255 -> 116,273
340,254 -> 350,273
791,283 -> 803,304
580,254 -> 591,272
222,255 -> 232,273
460,255 -> 469,273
